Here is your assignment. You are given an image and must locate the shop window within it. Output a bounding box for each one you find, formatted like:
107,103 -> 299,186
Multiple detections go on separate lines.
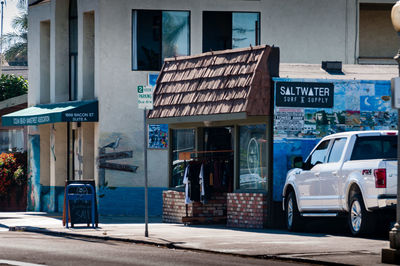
0,130 -> 25,153
358,3 -> 397,63
171,129 -> 195,187
203,11 -> 260,53
239,124 -> 267,190
203,127 -> 234,193
132,10 -> 190,71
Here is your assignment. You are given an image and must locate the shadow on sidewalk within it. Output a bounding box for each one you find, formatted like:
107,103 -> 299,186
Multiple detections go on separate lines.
23,212 -> 163,224
179,216 -> 390,240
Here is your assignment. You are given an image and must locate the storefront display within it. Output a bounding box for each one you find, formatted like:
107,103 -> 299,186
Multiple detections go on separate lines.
147,45 -> 279,228
239,124 -> 267,190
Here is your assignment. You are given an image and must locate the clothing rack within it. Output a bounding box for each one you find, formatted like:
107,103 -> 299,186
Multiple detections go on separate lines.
181,151 -> 233,225
179,150 -> 233,160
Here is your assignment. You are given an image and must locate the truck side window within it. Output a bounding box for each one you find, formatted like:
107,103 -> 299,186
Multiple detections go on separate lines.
327,138 -> 347,163
351,136 -> 397,160
304,140 -> 330,170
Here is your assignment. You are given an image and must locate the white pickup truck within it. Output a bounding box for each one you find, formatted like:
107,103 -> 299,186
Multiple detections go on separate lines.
282,130 -> 397,236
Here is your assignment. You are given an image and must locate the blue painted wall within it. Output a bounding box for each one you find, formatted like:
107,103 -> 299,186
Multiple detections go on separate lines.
272,78 -> 397,201
40,186 -> 64,212
34,185 -> 166,216
97,187 -> 167,216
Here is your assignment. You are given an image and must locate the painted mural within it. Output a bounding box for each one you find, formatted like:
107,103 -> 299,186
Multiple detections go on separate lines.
27,134 -> 40,211
272,78 -> 397,201
98,134 -> 139,187
97,133 -> 166,216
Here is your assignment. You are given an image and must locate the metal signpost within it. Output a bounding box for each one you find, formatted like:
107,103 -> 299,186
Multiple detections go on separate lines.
137,85 -> 153,237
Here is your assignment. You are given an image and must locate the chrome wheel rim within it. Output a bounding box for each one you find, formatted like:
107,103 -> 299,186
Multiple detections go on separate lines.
287,197 -> 293,228
351,200 -> 362,232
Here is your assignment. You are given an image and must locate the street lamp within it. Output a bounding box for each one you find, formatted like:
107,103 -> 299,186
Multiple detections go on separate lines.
382,1 -> 400,263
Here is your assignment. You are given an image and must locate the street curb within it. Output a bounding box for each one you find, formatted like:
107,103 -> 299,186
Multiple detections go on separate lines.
9,226 -> 354,266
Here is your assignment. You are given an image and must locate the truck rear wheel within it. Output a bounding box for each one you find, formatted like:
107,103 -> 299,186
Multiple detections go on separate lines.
348,193 -> 376,236
286,191 -> 303,231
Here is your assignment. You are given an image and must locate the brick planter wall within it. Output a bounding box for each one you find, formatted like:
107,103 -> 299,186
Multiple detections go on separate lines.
163,190 -> 186,223
227,193 -> 267,229
163,190 -> 227,224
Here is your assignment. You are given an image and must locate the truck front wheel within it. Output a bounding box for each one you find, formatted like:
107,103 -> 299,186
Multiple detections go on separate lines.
286,191 -> 303,231
348,193 -> 376,236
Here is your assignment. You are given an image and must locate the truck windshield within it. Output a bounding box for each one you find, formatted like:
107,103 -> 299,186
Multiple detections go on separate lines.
350,135 -> 397,160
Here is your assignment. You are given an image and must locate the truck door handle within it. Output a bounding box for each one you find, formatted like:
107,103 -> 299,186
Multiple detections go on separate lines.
332,171 -> 338,176
315,172 -> 320,177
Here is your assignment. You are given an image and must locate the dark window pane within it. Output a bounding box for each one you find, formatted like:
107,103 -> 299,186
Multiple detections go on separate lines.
171,129 -> 195,187
327,138 -> 346,163
137,10 -> 162,70
70,55 -> 77,100
162,11 -> 190,62
204,127 -> 233,151
134,10 -> 190,71
351,136 -> 397,160
239,124 -> 268,190
69,17 -> 78,54
232,12 -> 259,48
69,0 -> 78,100
203,12 -> 232,52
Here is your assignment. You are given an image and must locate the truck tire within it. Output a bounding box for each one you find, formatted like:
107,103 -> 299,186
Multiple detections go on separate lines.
348,193 -> 376,236
286,191 -> 303,231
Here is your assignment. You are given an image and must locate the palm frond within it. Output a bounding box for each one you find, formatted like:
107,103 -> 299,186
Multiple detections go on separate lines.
17,0 -> 28,11
12,13 -> 27,32
2,0 -> 28,64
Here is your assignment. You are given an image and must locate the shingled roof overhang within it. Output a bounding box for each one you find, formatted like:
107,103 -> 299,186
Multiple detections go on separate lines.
147,45 -> 278,124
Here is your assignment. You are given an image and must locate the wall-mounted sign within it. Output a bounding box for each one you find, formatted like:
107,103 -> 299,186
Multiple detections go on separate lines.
137,85 -> 153,110
148,73 -> 159,87
275,81 -> 334,108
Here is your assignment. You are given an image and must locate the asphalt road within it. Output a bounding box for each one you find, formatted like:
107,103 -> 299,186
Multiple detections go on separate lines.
0,231 -> 316,266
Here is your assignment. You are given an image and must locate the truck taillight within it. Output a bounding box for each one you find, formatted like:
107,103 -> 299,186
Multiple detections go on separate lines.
374,169 -> 386,188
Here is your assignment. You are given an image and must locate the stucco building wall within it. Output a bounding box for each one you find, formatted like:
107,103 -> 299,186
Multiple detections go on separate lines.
27,0 -> 396,215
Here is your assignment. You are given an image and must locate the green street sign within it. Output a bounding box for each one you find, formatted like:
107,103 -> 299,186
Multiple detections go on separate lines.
137,85 -> 154,109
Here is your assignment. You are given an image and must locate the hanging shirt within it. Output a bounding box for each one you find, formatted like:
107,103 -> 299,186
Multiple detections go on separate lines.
183,165 -> 192,204
199,164 -> 205,203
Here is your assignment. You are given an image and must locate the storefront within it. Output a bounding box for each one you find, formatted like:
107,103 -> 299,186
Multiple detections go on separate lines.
148,45 -> 279,228
2,100 -> 99,212
149,44 -> 399,228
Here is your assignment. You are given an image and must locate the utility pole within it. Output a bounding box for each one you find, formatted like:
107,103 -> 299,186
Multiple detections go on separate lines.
144,109 -> 148,237
0,0 -> 5,74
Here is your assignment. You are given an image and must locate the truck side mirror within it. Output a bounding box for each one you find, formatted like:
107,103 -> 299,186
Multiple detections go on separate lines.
293,156 -> 304,169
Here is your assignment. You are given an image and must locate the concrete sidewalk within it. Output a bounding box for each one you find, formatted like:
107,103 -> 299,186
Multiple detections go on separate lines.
0,212 -> 392,266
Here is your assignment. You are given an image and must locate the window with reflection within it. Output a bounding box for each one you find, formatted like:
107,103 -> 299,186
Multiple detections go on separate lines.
239,124 -> 267,190
171,129 -> 195,187
132,10 -> 190,71
304,140 -> 330,170
327,138 -> 347,163
203,11 -> 260,52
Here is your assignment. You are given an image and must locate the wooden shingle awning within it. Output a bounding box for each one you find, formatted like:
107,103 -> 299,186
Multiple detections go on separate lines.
147,45 -> 279,124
